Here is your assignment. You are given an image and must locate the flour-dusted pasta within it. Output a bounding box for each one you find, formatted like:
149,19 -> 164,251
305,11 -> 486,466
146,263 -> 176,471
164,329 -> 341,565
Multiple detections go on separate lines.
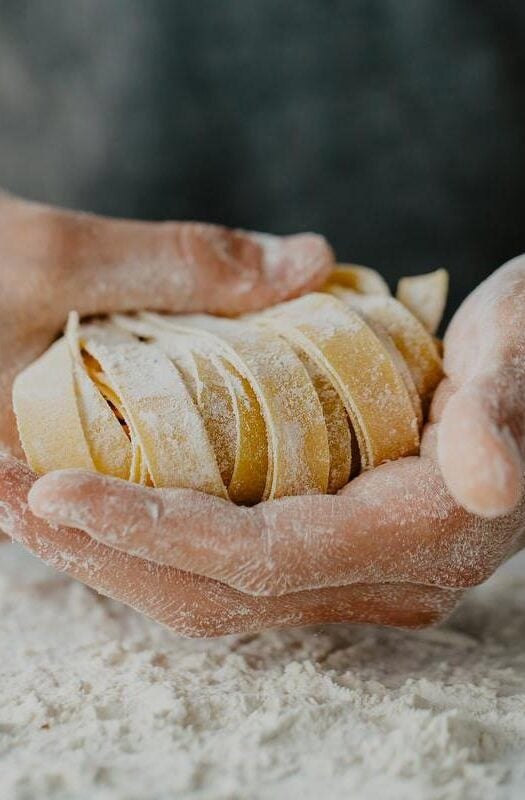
326,288 -> 443,409
13,266 -> 447,504
260,293 -> 420,470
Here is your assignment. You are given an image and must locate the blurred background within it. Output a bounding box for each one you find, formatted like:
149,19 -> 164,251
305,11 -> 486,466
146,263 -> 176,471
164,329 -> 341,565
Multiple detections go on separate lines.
1,0 -> 524,313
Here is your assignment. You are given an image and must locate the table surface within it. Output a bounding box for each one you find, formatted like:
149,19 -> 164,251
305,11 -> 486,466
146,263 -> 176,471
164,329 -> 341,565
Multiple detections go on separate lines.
1,542 -> 524,800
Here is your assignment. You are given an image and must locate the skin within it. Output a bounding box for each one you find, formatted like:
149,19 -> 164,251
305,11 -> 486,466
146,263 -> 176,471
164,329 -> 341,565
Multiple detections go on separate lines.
1,191 -> 524,637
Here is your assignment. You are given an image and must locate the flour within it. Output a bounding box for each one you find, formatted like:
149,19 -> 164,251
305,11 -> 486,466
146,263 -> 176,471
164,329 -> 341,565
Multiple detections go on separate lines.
1,543 -> 525,800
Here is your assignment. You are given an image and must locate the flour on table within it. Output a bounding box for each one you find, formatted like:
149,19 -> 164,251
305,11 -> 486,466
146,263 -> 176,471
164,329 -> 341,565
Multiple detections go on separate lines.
1,544 -> 525,800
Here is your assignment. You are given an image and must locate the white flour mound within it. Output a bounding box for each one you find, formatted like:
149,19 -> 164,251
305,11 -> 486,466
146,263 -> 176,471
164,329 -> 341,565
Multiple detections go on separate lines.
1,544 -> 525,800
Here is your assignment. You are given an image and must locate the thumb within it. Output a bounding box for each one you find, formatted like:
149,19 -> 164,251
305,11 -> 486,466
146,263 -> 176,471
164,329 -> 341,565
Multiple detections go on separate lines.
438,254 -> 525,518
438,367 -> 525,518
54,210 -> 334,317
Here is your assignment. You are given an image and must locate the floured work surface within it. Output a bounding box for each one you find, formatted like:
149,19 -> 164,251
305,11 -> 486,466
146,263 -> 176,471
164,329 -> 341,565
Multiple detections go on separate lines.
1,542 -> 524,800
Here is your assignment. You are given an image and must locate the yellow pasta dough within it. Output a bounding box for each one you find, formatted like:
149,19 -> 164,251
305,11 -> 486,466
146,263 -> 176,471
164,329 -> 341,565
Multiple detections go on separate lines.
83,328 -> 228,496
137,314 -> 331,500
259,293 -> 420,469
299,352 -> 353,493
13,337 -> 95,475
326,287 -> 443,408
66,314 -> 132,479
324,264 -> 391,296
13,264 -> 448,504
112,313 -> 269,505
397,269 -> 449,335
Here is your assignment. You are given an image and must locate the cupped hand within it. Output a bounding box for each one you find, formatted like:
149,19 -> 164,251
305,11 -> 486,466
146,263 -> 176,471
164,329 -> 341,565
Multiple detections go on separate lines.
2,194 -> 524,636
0,456 -> 459,636
10,254 -> 525,636
0,190 -> 332,456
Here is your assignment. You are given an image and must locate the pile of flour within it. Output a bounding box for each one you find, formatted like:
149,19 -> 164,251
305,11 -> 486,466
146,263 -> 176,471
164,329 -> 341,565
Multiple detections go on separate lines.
1,543 -> 525,800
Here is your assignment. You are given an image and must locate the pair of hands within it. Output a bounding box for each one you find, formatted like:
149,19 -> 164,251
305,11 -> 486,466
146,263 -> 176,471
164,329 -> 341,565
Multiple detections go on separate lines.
1,191 -> 524,636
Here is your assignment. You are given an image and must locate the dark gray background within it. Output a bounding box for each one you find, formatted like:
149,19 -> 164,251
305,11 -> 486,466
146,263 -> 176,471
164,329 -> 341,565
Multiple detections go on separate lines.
1,0 -> 524,313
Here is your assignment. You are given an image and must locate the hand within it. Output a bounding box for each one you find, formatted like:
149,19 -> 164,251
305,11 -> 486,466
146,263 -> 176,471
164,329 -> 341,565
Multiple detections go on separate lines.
3,200 -> 523,635
0,457 -> 458,636
0,190 -> 333,456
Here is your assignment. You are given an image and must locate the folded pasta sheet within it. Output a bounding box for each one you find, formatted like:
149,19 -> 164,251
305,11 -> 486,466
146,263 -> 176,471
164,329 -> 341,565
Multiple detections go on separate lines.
13,266 -> 447,504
